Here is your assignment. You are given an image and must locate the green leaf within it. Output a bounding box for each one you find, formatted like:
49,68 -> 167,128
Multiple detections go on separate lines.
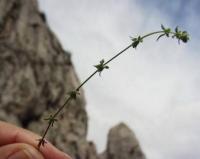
175,26 -> 179,33
131,36 -> 143,49
156,34 -> 165,41
161,24 -> 165,30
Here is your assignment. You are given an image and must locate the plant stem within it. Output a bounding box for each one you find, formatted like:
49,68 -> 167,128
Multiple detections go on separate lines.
76,70 -> 98,91
104,44 -> 133,65
141,31 -> 164,39
38,29 -> 183,149
38,97 -> 72,148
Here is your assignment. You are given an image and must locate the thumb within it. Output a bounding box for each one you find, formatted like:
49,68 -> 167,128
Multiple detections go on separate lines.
0,143 -> 44,159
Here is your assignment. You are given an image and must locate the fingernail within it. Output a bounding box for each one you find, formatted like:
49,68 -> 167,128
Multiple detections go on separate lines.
64,153 -> 72,159
8,149 -> 42,159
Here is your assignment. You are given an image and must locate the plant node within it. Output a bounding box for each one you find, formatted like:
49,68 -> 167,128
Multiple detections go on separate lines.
131,36 -> 143,48
173,26 -> 189,43
68,90 -> 80,100
94,59 -> 109,76
44,114 -> 57,127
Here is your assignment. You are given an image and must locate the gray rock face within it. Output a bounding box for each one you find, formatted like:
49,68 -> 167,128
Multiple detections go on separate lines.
101,123 -> 146,159
0,0 -> 146,159
0,0 -> 93,158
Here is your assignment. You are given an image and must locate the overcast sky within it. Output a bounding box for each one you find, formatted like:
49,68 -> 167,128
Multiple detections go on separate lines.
39,1 -> 200,159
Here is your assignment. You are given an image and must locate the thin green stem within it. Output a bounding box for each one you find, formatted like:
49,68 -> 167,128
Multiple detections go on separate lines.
37,122 -> 51,148
104,44 -> 133,65
103,30 -> 174,66
76,70 -> 98,91
53,97 -> 72,118
38,97 -> 72,149
141,31 -> 164,39
38,28 -> 187,149
141,31 -> 177,39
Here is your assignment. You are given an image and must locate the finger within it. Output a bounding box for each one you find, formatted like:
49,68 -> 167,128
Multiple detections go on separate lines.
0,121 -> 71,159
0,143 -> 44,159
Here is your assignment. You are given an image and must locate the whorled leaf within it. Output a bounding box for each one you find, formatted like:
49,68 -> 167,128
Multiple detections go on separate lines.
94,59 -> 109,76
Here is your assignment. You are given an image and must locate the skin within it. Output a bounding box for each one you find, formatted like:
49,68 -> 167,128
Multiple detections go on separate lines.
0,121 -> 71,159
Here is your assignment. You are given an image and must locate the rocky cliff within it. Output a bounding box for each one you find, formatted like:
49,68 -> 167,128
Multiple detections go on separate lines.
0,0 -> 145,159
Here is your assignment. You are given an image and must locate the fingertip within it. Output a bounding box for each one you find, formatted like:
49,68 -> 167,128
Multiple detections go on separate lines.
37,141 -> 72,159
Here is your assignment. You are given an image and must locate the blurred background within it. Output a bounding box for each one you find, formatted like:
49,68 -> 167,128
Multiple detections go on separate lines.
38,1 -> 200,159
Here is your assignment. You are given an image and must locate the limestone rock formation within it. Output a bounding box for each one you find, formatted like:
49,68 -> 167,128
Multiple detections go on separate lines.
0,0 -> 96,158
0,0 -> 145,159
101,123 -> 146,159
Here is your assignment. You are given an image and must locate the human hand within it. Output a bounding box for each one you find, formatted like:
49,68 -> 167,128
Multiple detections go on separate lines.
0,121 -> 71,159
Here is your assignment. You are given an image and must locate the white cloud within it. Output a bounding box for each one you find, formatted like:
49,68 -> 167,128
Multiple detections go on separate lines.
39,1 -> 200,159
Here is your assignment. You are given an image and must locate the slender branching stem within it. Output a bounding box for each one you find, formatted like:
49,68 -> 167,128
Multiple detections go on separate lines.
37,25 -> 189,149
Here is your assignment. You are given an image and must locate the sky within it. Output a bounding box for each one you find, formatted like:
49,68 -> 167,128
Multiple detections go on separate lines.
38,1 -> 200,159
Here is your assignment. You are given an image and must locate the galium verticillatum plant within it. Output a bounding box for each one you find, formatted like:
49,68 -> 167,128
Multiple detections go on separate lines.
37,24 -> 190,149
